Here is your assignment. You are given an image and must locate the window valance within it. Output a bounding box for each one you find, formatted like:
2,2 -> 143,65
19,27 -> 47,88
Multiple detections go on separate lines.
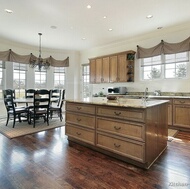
137,36 -> 190,59
0,49 -> 69,67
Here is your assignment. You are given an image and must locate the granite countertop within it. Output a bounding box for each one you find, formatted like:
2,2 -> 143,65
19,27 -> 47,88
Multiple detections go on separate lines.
123,95 -> 190,99
66,97 -> 169,109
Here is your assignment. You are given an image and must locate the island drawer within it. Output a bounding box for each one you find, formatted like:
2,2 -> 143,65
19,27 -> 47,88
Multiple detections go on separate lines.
96,106 -> 145,122
96,133 -> 145,162
173,99 -> 190,105
66,112 -> 95,129
66,124 -> 95,145
66,102 -> 95,114
96,117 -> 145,142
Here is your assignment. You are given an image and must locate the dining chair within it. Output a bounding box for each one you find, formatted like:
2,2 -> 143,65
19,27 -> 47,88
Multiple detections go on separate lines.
50,89 -> 61,106
49,89 -> 65,121
3,89 -> 28,128
28,89 -> 50,128
25,89 -> 35,107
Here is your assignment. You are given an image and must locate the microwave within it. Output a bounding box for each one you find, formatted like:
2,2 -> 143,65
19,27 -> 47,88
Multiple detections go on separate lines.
107,87 -> 127,95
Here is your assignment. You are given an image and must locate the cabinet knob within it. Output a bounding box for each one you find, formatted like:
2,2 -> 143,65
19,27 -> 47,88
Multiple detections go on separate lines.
76,132 -> 81,136
114,111 -> 121,116
114,126 -> 121,130
76,107 -> 81,110
179,100 -> 185,104
114,143 -> 121,148
77,118 -> 81,121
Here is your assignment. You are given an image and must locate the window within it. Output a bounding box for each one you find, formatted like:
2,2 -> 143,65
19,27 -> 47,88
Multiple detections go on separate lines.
141,52 -> 189,80
54,67 -> 65,89
35,68 -> 46,89
165,52 -> 188,78
13,62 -> 27,98
141,55 -> 162,80
0,61 -> 5,99
82,64 -> 90,98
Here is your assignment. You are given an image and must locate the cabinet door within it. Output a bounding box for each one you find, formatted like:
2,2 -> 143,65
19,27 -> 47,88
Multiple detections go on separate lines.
118,54 -> 127,82
109,55 -> 118,82
90,59 -> 96,83
173,105 -> 190,128
95,58 -> 102,83
168,104 -> 172,126
102,57 -> 109,83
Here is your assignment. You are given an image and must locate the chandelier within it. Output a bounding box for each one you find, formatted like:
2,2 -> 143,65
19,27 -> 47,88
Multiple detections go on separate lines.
29,33 -> 50,71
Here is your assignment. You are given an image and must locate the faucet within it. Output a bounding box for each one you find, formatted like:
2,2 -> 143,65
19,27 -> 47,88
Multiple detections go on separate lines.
142,87 -> 148,103
154,90 -> 161,96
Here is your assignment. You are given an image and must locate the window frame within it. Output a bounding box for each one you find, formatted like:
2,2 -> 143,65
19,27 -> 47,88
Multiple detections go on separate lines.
82,64 -> 90,98
53,67 -> 65,89
13,62 -> 27,98
34,68 -> 47,89
140,51 -> 189,81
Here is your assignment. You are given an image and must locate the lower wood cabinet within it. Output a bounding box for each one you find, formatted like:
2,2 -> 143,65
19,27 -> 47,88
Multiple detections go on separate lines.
96,117 -> 145,142
173,99 -> 190,129
65,101 -> 168,169
96,133 -> 145,162
66,124 -> 95,145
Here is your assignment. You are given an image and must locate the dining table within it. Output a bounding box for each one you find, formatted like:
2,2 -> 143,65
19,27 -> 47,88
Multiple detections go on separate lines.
14,97 -> 59,103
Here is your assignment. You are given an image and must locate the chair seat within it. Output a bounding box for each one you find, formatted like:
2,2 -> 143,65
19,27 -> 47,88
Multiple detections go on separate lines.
49,106 -> 60,111
8,108 -> 27,114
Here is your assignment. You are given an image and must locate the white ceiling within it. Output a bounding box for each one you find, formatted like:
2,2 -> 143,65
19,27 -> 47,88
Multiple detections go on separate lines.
1,0 -> 190,51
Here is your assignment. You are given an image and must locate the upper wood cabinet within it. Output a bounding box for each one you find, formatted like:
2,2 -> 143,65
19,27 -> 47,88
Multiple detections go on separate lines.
89,50 -> 135,84
109,55 -> 118,82
90,59 -> 96,83
90,57 -> 110,83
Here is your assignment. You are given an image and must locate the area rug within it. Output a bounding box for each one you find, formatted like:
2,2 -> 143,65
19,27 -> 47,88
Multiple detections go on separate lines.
0,117 -> 65,139
168,129 -> 179,142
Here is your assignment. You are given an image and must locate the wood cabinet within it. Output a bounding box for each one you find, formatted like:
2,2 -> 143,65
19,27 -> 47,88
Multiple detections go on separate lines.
90,57 -> 110,83
65,101 -> 168,169
90,59 -> 96,83
109,55 -> 118,82
151,97 -> 172,126
173,99 -> 190,129
65,102 -> 96,145
89,51 -> 135,84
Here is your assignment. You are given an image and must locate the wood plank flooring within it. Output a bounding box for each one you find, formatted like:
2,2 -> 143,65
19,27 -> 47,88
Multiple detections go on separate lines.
0,128 -> 190,189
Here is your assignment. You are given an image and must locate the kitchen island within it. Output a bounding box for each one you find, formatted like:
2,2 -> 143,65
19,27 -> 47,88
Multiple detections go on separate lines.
65,98 -> 168,169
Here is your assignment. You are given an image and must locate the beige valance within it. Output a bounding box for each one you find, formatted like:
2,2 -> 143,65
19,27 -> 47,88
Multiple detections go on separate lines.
0,49 -> 69,67
137,36 -> 190,59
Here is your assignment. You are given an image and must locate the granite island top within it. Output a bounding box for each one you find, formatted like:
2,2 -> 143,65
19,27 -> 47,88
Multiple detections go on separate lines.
65,97 -> 169,109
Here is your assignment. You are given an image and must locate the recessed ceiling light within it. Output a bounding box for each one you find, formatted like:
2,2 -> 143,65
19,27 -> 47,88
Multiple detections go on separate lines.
146,15 -> 153,19
5,9 -> 13,13
50,25 -> 57,29
103,16 -> 107,19
108,28 -> 113,31
157,27 -> 163,30
87,5 -> 91,9
82,38 -> 86,40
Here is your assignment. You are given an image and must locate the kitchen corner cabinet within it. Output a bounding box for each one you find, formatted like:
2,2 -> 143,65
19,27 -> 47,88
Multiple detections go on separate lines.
173,99 -> 190,129
89,51 -> 135,84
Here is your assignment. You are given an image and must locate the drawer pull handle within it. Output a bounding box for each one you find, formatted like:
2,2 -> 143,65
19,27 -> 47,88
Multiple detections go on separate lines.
77,118 -> 81,121
76,132 -> 81,135
114,111 -> 121,116
179,101 -> 185,103
114,126 -> 121,130
76,107 -> 81,110
114,143 -> 121,148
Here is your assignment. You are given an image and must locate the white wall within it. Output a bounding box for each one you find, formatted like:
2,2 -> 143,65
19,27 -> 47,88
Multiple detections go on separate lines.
80,23 -> 190,96
0,38 -> 81,99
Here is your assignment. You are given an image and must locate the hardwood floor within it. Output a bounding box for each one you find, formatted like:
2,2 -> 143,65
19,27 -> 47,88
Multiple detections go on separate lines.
0,128 -> 190,189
